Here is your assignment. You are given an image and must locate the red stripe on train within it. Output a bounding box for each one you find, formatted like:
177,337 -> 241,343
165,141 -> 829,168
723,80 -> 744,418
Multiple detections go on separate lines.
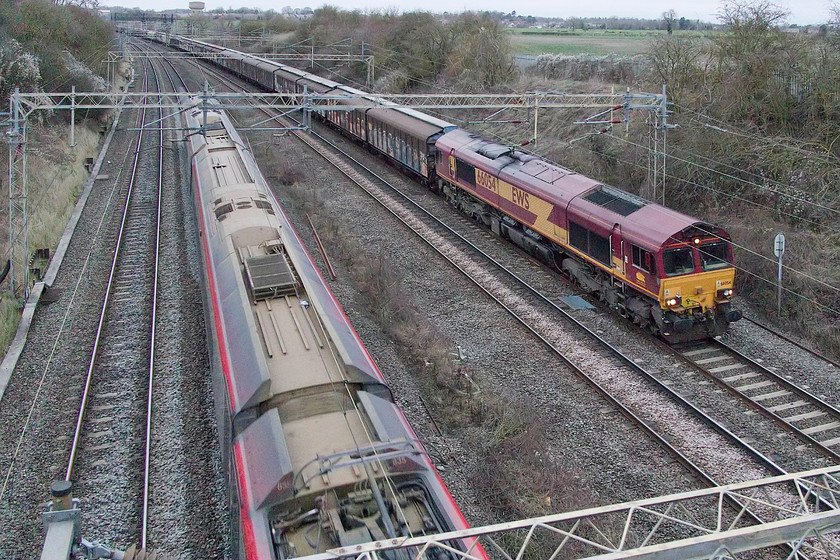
194,162 -> 260,557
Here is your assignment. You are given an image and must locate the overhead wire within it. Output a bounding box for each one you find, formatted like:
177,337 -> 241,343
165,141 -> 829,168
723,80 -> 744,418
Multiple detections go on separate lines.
687,224 -> 837,291
604,135 -> 837,227
674,102 -> 840,159
636,131 -> 840,216
563,139 -> 840,294
582,147 -> 840,312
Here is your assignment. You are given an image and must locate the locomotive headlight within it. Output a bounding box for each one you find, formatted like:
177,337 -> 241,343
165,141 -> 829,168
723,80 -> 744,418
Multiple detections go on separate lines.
666,297 -> 680,307
717,288 -> 734,299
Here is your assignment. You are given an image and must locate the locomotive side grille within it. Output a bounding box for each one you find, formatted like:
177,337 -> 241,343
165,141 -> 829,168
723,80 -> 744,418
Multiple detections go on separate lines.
582,184 -> 647,216
244,253 -> 297,301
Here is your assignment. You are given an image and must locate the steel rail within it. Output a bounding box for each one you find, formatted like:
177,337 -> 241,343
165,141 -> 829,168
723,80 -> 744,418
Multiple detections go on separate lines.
307,213 -> 337,281
187,46 -> 788,485
65,41 -> 170,555
284,126 -> 816,552
294,121 -> 840,554
671,338 -> 840,464
65,62 -> 152,482
138,39 -> 170,551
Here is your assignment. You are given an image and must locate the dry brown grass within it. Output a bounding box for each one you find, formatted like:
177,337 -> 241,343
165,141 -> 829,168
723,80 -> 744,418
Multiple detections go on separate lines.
0,121 -> 103,356
269,166 -> 590,527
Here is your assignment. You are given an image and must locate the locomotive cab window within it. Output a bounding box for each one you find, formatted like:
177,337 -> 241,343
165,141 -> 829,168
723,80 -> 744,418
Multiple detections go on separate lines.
632,245 -> 654,273
662,247 -> 696,276
699,241 -> 731,271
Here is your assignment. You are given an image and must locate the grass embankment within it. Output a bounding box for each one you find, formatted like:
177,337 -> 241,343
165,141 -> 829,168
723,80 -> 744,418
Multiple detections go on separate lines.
0,123 -> 103,354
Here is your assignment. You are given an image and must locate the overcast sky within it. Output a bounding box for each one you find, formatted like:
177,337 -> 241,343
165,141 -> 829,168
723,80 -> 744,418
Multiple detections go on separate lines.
110,0 -> 834,26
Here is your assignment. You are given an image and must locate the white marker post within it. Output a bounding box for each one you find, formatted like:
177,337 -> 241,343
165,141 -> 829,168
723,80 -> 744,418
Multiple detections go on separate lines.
774,233 -> 785,315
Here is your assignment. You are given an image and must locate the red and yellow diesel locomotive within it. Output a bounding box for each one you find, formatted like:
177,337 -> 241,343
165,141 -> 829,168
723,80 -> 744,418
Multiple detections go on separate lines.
435,129 -> 741,343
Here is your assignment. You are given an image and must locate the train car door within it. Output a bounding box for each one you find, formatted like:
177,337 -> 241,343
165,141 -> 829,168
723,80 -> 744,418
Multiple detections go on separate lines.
611,223 -> 624,275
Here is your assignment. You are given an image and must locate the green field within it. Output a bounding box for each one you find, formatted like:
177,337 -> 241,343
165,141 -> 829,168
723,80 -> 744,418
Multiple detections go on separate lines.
507,28 -> 708,56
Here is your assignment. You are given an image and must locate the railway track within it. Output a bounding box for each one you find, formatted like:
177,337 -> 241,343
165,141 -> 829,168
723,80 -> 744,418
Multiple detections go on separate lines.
67,45 -> 165,548
0,41 -> 227,559
676,339 -> 840,463
281,123 -> 840,554
741,315 -> 840,370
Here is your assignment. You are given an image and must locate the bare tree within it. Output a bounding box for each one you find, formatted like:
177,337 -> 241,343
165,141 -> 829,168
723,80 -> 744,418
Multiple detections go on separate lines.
830,1 -> 840,29
662,9 -> 677,34
717,0 -> 788,38
712,0 -> 789,66
450,14 -> 516,89
708,0 -> 804,127
52,0 -> 100,7
647,35 -> 702,100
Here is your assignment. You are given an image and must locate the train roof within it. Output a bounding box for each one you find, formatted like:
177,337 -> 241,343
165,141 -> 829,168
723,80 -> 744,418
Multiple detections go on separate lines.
438,129 -> 723,251
183,37 -> 225,53
586,197 -> 716,249
394,107 -> 457,131
367,105 -> 455,141
247,57 -> 281,74
297,71 -> 342,91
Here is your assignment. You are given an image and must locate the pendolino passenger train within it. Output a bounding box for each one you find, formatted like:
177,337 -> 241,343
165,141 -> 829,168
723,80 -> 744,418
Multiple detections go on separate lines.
154,31 -> 741,344
184,99 -> 485,559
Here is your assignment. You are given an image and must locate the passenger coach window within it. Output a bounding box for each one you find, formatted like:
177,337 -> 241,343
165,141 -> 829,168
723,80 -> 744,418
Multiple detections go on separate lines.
699,242 -> 731,270
214,202 -> 234,221
663,247 -> 696,276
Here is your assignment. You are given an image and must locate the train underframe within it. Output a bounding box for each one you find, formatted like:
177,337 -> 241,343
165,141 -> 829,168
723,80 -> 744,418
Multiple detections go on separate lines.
440,181 -> 739,344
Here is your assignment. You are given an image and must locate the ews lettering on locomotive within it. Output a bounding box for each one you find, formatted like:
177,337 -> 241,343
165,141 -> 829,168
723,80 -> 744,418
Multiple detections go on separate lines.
511,186 -> 530,209
474,169 -> 498,192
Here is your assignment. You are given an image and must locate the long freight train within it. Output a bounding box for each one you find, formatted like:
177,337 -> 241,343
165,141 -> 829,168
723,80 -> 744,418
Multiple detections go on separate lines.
160,32 -> 741,344
185,99 -> 485,559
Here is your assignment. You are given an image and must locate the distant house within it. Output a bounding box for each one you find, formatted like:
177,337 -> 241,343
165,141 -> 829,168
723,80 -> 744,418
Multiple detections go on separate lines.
281,7 -> 313,19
